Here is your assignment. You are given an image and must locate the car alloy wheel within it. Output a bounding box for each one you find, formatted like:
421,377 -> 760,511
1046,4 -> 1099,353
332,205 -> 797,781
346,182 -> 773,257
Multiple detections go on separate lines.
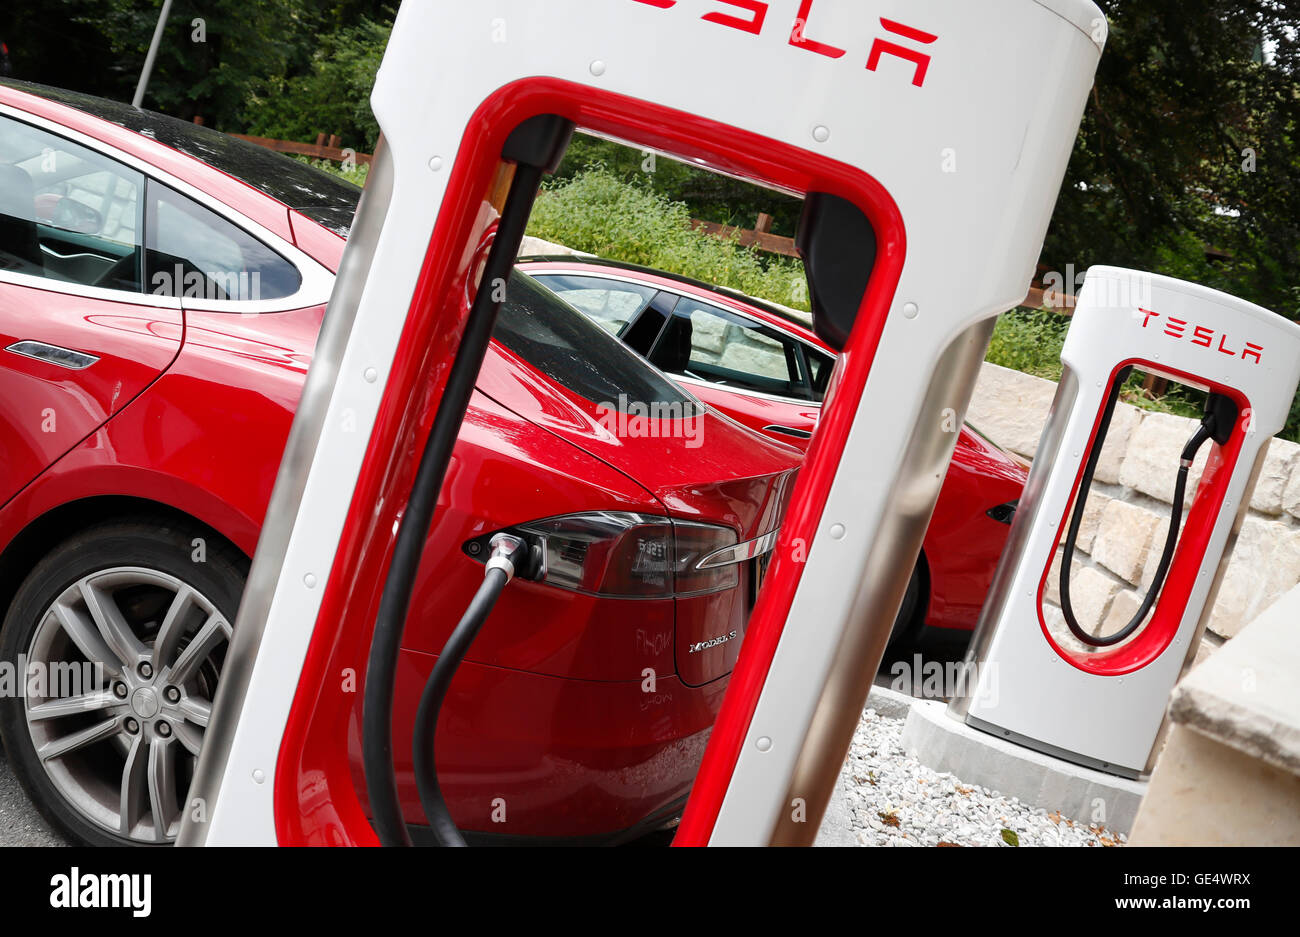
0,519 -> 246,846
22,566 -> 231,843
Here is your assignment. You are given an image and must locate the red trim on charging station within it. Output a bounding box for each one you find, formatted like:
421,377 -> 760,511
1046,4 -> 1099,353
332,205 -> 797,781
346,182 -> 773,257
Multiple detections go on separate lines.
271,78 -> 906,845
1035,359 -> 1248,677
673,178 -> 905,845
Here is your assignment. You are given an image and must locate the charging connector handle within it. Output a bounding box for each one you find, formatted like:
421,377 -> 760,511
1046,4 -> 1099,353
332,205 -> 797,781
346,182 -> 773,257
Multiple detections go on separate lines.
1060,389 -> 1232,648
412,534 -> 523,847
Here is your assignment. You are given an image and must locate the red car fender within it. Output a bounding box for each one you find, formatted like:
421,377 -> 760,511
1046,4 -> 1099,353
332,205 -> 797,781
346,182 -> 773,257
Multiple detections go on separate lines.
0,303 -> 323,575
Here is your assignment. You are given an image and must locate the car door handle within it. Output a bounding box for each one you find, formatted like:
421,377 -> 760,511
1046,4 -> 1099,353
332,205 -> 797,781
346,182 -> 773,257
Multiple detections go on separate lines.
763,424 -> 813,439
5,340 -> 99,370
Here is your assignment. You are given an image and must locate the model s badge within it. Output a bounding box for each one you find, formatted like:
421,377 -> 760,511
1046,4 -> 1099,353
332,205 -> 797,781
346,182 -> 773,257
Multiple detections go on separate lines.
689,631 -> 738,654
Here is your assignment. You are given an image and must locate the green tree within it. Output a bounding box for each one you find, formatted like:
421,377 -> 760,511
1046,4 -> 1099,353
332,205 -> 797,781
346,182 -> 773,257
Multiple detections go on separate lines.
1,0 -> 393,141
242,15 -> 391,151
79,0 -> 310,126
1048,0 -> 1300,318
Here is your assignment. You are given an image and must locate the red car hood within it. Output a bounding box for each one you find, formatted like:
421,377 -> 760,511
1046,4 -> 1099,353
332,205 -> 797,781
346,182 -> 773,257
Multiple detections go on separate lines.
475,343 -> 800,541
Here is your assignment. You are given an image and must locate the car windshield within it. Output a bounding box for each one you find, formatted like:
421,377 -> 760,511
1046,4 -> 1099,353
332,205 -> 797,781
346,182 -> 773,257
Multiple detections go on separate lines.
498,271 -> 700,415
4,80 -> 363,235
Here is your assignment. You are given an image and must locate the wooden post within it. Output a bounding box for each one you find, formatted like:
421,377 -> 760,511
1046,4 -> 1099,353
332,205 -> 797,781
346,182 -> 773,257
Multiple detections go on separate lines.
488,161 -> 515,213
315,132 -> 328,146
1141,373 -> 1169,399
755,212 -> 773,234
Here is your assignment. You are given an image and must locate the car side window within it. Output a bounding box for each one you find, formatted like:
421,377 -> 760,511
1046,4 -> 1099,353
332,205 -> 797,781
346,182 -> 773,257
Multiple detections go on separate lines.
530,273 -> 657,337
650,297 -> 812,400
0,114 -> 145,291
806,348 -> 835,401
145,181 -> 301,302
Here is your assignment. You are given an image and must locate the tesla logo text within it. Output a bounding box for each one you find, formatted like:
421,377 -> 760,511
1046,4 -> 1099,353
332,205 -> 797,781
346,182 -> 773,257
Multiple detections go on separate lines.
689,631 -> 738,653
1139,308 -> 1263,363
633,1 -> 938,87
867,18 -> 938,87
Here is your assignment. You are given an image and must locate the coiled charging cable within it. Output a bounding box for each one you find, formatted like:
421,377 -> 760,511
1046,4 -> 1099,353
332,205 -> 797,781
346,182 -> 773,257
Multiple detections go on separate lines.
1060,386 -> 1234,648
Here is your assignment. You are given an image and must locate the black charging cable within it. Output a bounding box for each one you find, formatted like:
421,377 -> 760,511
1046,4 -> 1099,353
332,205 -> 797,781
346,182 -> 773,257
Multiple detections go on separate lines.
1060,383 -> 1236,648
360,114 -> 572,847
360,163 -> 542,846
411,534 -> 526,846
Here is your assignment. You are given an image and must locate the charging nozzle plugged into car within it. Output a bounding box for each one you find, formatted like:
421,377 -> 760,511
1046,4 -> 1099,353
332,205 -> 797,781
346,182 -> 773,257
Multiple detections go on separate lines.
411,533 -> 532,846
361,113 -> 572,847
1058,370 -> 1237,648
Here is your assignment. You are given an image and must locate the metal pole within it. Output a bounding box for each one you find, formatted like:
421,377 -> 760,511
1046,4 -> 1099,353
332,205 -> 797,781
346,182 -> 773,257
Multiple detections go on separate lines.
132,0 -> 175,108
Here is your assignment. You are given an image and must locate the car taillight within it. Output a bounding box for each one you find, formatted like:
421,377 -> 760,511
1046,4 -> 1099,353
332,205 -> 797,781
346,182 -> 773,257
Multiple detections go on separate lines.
462,512 -> 741,597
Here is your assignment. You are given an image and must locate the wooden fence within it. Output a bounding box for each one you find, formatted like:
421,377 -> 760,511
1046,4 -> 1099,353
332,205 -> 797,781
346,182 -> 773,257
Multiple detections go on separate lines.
227,132 -> 373,166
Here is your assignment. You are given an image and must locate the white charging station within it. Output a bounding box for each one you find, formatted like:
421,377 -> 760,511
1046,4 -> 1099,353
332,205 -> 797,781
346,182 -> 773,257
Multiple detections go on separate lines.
956,266 -> 1300,777
181,0 -> 1106,846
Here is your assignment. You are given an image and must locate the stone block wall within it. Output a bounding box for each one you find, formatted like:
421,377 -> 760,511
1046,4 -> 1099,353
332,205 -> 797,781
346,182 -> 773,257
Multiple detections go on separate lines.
967,363 -> 1300,652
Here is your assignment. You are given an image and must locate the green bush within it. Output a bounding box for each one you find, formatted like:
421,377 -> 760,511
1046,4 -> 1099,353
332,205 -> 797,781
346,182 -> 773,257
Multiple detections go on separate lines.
525,167 -> 811,312
554,135 -> 804,237
289,155 -> 368,190
984,308 -> 1071,381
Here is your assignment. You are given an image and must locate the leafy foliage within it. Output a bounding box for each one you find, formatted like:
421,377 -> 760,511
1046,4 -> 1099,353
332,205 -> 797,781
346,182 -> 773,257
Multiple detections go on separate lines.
985,309 -> 1072,382
288,154 -> 367,189
2,0 -> 392,147
526,166 -> 810,312
242,16 -> 390,151
1052,1 -> 1300,318
555,134 -> 804,237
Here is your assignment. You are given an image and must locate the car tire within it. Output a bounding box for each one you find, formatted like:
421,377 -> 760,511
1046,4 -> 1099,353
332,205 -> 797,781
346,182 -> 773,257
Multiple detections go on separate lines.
885,563 -> 925,654
0,517 -> 246,846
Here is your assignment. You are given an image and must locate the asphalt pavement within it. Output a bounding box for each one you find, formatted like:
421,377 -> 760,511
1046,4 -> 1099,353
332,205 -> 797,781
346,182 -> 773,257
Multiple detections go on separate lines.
0,750 -> 66,846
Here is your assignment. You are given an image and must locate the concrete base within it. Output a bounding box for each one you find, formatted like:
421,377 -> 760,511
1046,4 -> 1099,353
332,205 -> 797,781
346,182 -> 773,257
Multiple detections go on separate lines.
901,699 -> 1147,834
863,683 -> 917,719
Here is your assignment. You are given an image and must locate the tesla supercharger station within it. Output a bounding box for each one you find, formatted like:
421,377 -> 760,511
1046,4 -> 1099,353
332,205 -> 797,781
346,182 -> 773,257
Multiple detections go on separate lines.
178,0 -> 1106,847
954,267 -> 1300,777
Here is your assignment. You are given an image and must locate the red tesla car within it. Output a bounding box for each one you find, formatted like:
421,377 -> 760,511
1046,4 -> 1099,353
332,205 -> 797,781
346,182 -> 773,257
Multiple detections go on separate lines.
0,82 -> 801,846
520,258 -> 1029,642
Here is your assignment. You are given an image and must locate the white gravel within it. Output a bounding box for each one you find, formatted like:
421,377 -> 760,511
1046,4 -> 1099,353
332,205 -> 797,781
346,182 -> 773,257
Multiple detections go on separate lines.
840,706 -> 1126,847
